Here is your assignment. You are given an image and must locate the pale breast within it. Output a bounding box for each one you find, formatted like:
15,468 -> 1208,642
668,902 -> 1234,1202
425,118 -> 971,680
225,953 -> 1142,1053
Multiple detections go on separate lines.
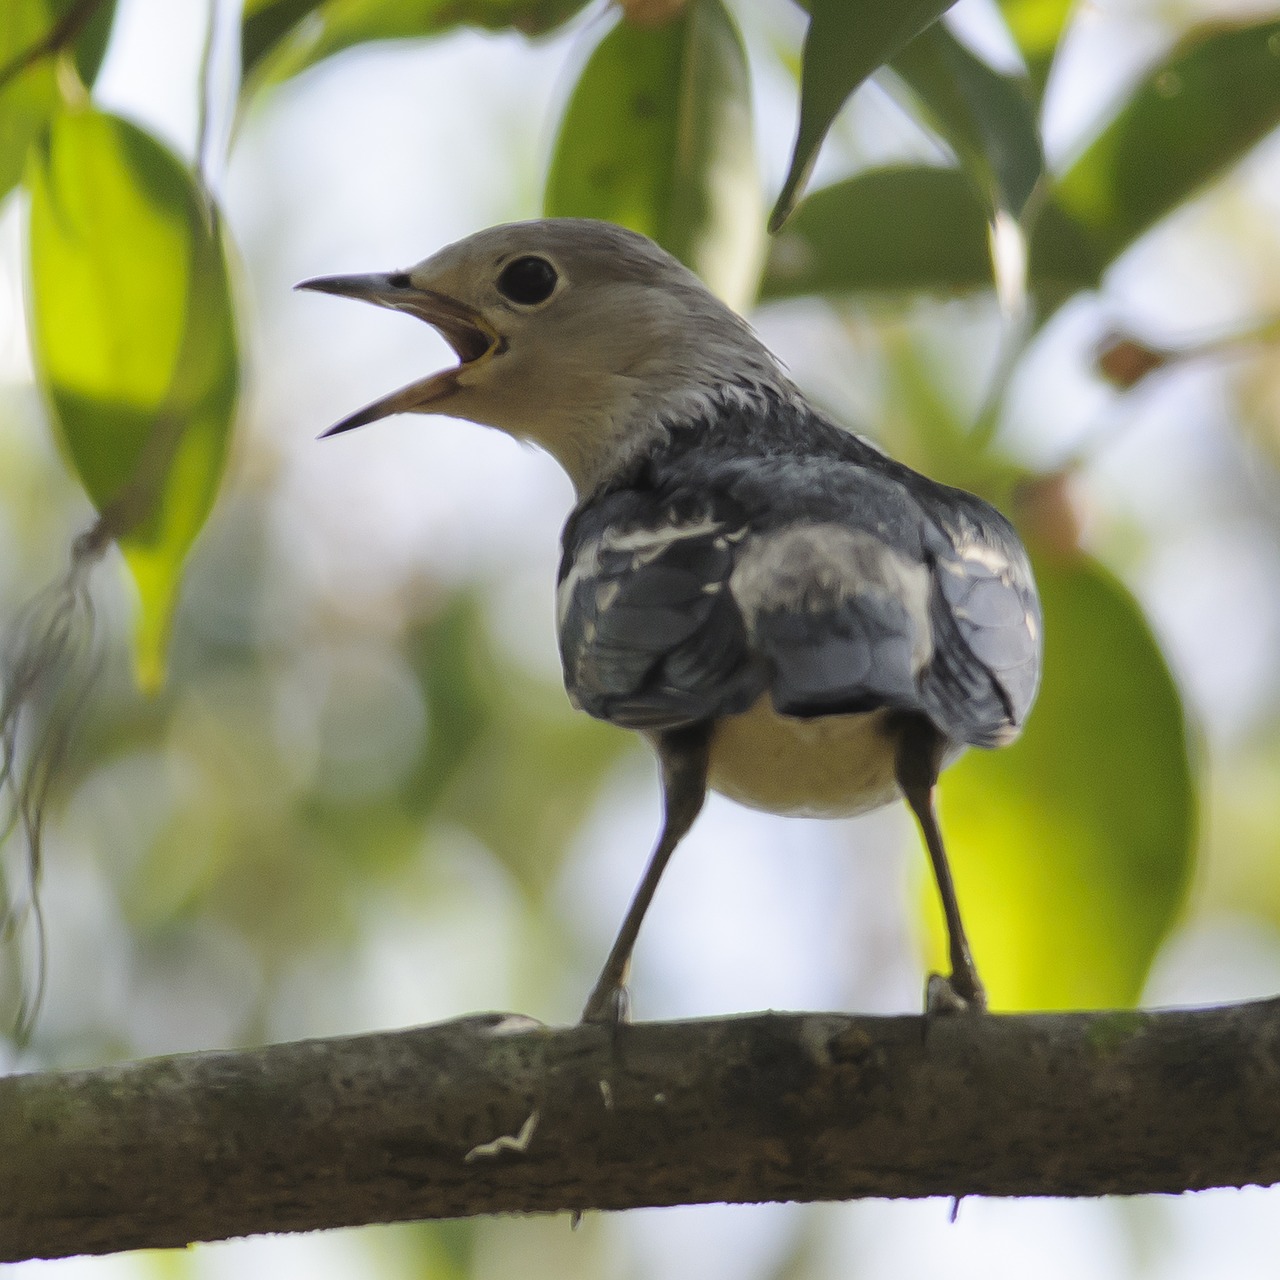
703,696 -> 904,819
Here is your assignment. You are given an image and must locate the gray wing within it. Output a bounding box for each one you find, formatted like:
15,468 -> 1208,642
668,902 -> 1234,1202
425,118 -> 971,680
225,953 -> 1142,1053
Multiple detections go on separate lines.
732,521 -> 935,719
558,459 -> 1041,749
918,497 -> 1042,747
557,492 -> 765,731
721,467 -> 1041,748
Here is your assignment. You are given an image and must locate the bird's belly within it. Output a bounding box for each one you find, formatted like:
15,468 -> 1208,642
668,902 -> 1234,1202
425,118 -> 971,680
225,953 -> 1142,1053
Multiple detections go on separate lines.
707,697 -> 902,819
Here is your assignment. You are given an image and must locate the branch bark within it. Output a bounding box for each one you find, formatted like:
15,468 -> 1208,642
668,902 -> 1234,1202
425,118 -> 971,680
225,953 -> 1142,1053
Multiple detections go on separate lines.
5,1000 -> 1280,1262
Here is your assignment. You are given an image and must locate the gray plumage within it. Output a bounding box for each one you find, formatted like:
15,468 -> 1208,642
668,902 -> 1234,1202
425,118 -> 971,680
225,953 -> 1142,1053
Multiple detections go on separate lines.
558,392 -> 1039,754
299,217 -> 1044,1018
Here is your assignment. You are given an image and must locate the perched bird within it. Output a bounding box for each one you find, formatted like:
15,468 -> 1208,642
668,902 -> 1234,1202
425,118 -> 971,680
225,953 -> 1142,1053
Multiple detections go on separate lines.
299,219 -> 1042,1021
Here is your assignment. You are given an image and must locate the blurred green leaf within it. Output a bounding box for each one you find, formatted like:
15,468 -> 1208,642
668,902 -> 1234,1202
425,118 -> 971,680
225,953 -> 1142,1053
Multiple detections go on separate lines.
0,0 -> 119,108
997,0 -> 1075,96
934,552 -> 1196,1010
875,326 -> 1021,500
770,0 -> 959,231
890,23 -> 1043,219
544,0 -> 763,310
357,590 -> 628,899
761,167 -> 1102,301
69,0 -> 117,86
0,0 -> 61,203
402,595 -> 494,819
450,682 -> 625,900
421,597 -> 626,900
1201,729 -> 1280,930
27,108 -> 239,691
1056,19 -> 1280,266
242,0 -> 590,97
241,0 -> 322,86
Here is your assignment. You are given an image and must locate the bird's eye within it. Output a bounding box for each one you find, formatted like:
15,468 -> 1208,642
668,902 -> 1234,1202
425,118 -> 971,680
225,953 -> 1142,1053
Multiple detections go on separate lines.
497,256 -> 558,306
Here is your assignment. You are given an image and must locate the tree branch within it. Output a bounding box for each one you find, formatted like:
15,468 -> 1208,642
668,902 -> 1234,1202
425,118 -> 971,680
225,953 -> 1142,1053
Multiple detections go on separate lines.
5,1000 -> 1280,1262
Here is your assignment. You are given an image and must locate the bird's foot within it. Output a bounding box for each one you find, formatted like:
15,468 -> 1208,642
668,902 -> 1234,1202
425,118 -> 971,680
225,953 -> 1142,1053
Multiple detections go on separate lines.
580,978 -> 631,1031
924,971 -> 987,1017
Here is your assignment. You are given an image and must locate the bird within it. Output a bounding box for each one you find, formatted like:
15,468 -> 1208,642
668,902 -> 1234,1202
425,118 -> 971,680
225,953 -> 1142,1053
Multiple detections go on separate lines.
298,218 -> 1042,1022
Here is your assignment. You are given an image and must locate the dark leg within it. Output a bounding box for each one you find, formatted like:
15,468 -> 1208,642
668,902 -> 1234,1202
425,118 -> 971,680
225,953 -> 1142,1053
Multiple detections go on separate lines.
581,723 -> 712,1026
894,715 -> 986,1012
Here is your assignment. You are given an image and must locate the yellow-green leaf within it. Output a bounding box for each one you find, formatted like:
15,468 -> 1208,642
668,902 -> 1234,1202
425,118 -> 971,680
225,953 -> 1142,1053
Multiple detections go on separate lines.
997,0 -> 1075,96
0,0 -> 61,203
932,552 -> 1196,1010
241,0 -> 323,86
27,108 -> 239,690
544,0 -> 762,311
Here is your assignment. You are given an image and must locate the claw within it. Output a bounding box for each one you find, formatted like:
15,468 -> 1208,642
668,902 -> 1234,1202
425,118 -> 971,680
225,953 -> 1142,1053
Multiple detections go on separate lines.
581,980 -> 631,1030
924,971 -> 987,1017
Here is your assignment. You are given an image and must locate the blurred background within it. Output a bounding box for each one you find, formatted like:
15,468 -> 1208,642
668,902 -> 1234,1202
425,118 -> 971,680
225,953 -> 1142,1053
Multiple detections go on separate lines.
4,0 -> 1280,1274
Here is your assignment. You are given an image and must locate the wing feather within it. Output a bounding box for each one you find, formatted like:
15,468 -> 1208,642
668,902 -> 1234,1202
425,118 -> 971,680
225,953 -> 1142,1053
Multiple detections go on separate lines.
919,504 -> 1041,746
556,399 -> 1042,751
558,492 -> 763,731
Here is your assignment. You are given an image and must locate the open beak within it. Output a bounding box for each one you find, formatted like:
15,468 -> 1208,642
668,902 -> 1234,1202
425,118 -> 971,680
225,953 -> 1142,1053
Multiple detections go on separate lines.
296,272 -> 501,437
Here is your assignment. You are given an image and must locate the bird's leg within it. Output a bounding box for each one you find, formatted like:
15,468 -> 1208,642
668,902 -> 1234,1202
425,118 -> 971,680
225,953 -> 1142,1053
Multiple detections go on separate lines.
580,723 -> 712,1027
894,716 -> 987,1013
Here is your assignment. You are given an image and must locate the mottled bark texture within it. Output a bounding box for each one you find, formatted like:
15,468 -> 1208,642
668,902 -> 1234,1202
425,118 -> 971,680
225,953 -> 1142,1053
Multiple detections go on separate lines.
5,1000 -> 1280,1262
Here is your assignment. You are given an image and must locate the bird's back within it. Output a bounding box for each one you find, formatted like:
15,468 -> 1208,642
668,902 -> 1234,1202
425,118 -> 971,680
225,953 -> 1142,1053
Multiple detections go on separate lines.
557,390 -> 1041,812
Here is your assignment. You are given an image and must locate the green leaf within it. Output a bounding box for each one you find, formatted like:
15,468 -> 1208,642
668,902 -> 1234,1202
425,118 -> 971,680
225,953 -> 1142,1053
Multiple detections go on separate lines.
241,0 -> 323,86
0,0 -> 61,203
0,0 -> 122,203
242,0 -> 590,97
997,0 -> 1075,96
1056,19 -> 1280,267
770,0 -> 959,231
401,595 -> 494,820
27,108 -> 239,691
544,0 -> 763,310
760,167 -> 1102,301
889,23 -> 1043,219
448,682 -> 626,899
400,592 -> 628,898
933,552 -> 1196,1010
70,0 -> 118,86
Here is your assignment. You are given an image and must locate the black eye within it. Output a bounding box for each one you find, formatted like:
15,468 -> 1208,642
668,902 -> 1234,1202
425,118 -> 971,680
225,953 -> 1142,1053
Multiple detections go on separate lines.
497,256 -> 558,306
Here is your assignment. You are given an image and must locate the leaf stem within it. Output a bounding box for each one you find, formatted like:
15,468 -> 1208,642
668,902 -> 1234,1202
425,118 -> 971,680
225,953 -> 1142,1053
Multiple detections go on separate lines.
195,0 -> 219,203
967,298 -> 1033,453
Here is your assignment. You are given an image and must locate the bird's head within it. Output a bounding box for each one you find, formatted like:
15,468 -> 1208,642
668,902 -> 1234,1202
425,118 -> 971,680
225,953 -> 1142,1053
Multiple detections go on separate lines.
298,218 -> 786,493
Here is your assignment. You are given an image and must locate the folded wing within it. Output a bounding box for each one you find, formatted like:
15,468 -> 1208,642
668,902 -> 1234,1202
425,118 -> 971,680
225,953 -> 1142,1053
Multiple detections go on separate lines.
557,436 -> 1041,750
557,489 -> 764,731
